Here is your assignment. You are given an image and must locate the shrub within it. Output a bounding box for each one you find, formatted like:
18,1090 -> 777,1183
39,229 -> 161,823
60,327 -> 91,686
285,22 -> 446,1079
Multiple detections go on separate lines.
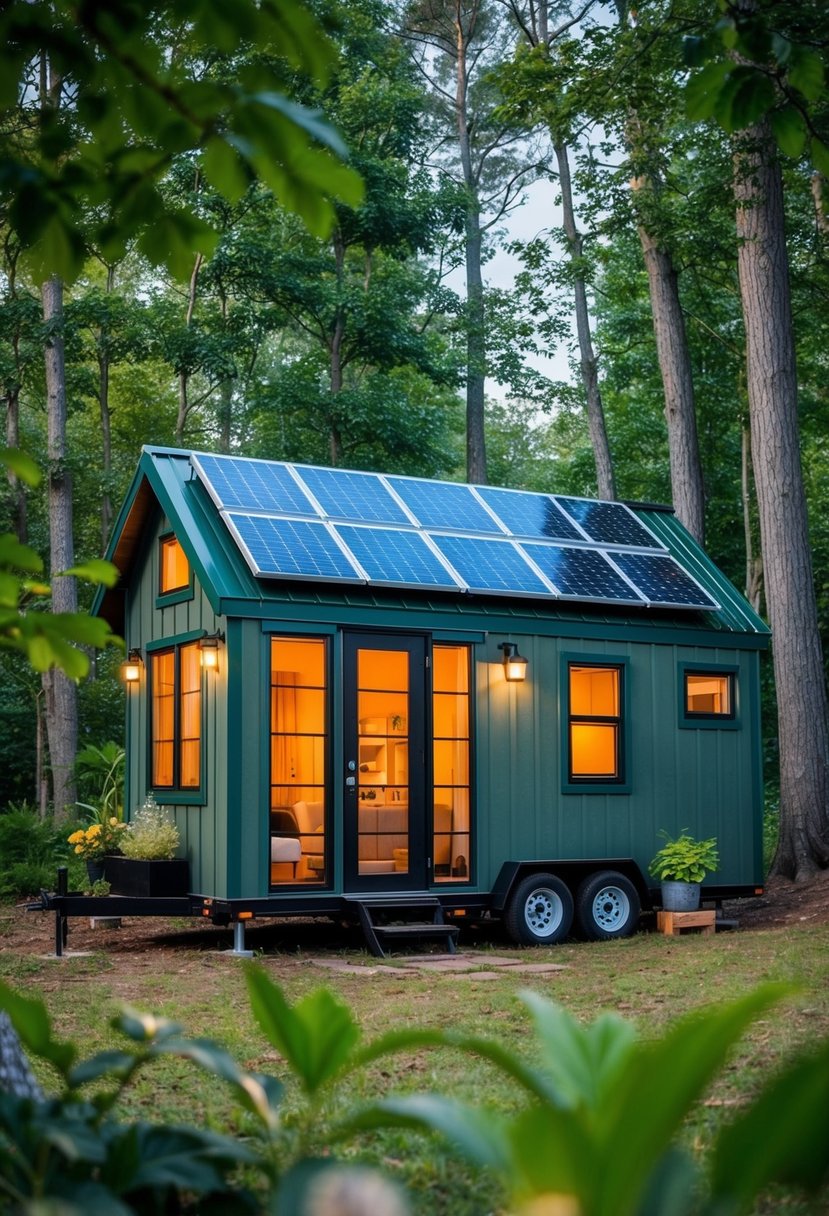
0,804 -> 66,900
120,799 -> 180,860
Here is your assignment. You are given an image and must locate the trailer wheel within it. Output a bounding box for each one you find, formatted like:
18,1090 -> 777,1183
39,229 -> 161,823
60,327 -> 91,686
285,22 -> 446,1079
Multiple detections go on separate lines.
576,871 -> 640,941
505,873 -> 574,945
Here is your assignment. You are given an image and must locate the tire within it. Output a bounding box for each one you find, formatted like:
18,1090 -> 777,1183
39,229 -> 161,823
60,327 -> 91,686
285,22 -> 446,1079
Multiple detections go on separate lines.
576,871 -> 640,941
504,872 -> 574,945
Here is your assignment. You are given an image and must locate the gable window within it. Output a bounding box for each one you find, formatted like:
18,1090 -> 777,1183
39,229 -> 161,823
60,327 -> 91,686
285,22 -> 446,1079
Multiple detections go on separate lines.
568,663 -> 624,782
159,535 -> 190,596
151,642 -> 201,790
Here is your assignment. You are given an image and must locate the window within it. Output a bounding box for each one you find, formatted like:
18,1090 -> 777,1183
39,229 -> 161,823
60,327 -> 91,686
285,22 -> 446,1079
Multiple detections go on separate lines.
270,637 -> 328,886
159,536 -> 190,595
432,644 -> 471,883
568,663 -> 623,782
151,642 -> 201,790
680,665 -> 738,728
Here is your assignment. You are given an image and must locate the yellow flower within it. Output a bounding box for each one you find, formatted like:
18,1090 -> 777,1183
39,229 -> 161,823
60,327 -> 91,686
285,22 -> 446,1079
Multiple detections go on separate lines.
74,844 -> 84,855
87,824 -> 102,837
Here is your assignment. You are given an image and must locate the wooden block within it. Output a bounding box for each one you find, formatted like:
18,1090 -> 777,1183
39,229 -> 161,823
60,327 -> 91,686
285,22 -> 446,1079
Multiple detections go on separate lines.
657,909 -> 717,937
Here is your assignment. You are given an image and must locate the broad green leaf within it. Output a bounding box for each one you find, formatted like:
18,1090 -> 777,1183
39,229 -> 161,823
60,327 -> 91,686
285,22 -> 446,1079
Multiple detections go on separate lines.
686,62 -> 731,122
811,137 -> 829,177
592,985 -> 788,1216
62,559 -> 119,587
0,448 -> 41,487
114,1008 -> 183,1043
153,1037 -> 281,1128
203,135 -> 251,203
770,106 -> 808,158
342,1094 -> 512,1172
505,1104 -> 595,1203
24,212 -> 87,285
127,1124 -> 255,1190
730,72 -> 776,131
0,981 -> 76,1075
70,1050 -> 137,1087
521,991 -> 636,1110
0,533 -> 43,574
51,614 -> 117,648
245,967 -> 360,1095
710,1038 -> 829,1209
788,50 -> 825,102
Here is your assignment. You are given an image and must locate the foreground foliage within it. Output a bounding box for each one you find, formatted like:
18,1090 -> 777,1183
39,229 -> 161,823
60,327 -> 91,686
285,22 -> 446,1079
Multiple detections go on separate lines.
0,970 -> 827,1214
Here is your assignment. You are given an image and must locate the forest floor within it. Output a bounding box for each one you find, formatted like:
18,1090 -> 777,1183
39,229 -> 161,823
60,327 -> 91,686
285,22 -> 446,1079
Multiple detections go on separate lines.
3,864 -> 829,961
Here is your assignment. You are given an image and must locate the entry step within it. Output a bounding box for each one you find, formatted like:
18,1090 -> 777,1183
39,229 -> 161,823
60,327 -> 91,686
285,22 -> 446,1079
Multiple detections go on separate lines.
343,896 -> 459,958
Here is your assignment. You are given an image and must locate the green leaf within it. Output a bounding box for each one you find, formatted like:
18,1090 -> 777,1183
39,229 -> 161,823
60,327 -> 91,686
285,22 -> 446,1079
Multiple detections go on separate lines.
686,62 -> 731,122
788,50 -> 825,102
521,991 -> 637,1109
70,1050 -> 137,1087
203,136 -> 251,203
62,559 -> 119,587
0,981 -> 77,1075
114,1008 -> 183,1043
729,72 -> 776,131
0,533 -> 43,574
770,106 -> 807,158
152,1037 -> 281,1128
592,985 -> 789,1216
0,448 -> 41,487
710,1037 -> 829,1209
812,137 -> 829,177
245,967 -> 360,1095
342,1095 -> 512,1172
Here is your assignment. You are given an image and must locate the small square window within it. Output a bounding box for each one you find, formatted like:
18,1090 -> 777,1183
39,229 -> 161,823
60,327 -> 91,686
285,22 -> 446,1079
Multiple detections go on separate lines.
160,536 -> 190,594
685,673 -> 732,717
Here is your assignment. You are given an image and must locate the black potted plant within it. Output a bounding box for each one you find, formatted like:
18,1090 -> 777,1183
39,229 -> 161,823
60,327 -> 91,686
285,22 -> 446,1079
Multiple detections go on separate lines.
105,797 -> 189,898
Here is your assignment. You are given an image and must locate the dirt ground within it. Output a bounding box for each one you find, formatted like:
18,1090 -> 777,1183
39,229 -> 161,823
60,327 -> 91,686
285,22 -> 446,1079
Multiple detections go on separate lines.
3,866 -> 829,962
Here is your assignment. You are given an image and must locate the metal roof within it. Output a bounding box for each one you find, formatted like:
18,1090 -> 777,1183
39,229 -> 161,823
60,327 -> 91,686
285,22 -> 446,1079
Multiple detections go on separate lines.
94,446 -> 770,647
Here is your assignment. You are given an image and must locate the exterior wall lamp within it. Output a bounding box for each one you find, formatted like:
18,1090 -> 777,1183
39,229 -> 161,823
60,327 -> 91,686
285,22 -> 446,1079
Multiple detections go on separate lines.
122,648 -> 143,684
199,630 -> 225,672
498,641 -> 528,682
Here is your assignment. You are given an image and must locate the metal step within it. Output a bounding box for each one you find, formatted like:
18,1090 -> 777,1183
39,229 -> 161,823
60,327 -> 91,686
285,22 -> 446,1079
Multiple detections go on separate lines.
344,895 -> 458,958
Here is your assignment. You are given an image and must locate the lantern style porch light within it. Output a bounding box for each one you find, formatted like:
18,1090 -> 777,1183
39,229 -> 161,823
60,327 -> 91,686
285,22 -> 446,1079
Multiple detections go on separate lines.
122,649 -> 143,684
498,641 -> 528,682
198,630 -> 224,672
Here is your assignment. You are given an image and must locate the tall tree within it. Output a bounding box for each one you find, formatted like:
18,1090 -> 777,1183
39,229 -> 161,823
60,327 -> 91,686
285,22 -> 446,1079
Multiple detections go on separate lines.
404,0 -> 539,483
686,0 -> 829,877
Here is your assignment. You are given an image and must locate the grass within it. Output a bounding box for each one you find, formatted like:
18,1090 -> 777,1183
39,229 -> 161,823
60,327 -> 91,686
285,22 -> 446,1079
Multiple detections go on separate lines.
4,917 -> 829,1214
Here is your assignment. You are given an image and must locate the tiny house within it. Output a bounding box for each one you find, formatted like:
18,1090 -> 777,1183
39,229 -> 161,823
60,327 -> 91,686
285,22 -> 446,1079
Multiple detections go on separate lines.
93,447 -> 768,949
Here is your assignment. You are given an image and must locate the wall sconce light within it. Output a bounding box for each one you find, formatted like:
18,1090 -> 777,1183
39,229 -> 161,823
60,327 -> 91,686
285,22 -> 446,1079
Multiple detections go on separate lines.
198,630 -> 224,672
498,641 -> 528,682
122,648 -> 143,684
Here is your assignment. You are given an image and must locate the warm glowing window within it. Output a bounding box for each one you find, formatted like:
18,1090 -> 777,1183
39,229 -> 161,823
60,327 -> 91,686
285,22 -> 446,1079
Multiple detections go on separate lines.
160,536 -> 190,594
151,642 -> 201,790
568,664 -> 622,781
685,673 -> 732,717
270,637 -> 327,886
432,644 -> 471,883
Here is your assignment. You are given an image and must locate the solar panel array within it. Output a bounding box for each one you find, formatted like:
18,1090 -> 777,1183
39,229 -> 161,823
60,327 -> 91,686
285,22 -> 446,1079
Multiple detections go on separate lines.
191,453 -> 719,611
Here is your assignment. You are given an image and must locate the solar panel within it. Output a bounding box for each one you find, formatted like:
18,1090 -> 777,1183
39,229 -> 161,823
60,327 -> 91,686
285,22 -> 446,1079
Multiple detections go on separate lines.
388,477 -> 504,534
225,514 -> 362,582
611,552 -> 719,609
334,525 -> 461,590
522,543 -> 644,603
193,453 -> 317,516
295,466 -> 411,526
430,534 -> 552,596
555,497 -> 664,550
477,486 -> 583,541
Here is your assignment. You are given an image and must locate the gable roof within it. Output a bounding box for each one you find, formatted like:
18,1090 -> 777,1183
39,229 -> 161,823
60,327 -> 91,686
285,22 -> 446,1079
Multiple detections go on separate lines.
94,446 -> 770,646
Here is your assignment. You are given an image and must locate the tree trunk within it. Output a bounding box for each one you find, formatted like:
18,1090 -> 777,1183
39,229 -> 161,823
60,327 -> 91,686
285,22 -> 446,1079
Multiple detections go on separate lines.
734,119 -> 829,880
4,247 -> 27,543
328,230 -> 346,467
99,263 -> 115,551
175,251 -> 203,443
41,275 -> 78,822
555,141 -> 616,500
741,418 -> 762,613
455,5 -> 487,485
631,175 -> 705,543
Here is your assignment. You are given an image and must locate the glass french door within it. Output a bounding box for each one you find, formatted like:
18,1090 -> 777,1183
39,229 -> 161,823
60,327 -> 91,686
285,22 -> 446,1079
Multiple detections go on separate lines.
343,634 -> 426,891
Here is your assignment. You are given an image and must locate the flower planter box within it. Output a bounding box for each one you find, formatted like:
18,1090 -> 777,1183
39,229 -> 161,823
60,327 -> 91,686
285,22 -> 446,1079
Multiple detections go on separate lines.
104,856 -> 190,898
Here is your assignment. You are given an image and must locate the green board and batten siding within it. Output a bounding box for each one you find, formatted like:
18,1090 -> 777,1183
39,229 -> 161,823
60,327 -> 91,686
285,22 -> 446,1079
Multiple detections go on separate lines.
102,448 -> 768,905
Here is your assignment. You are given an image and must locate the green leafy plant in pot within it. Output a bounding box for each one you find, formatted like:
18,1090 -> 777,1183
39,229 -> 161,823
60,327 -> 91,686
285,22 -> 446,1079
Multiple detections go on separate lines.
649,829 -> 719,911
105,797 -> 190,897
